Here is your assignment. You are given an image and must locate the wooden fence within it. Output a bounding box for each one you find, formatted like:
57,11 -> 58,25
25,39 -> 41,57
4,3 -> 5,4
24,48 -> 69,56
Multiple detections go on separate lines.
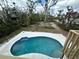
61,30 -> 79,59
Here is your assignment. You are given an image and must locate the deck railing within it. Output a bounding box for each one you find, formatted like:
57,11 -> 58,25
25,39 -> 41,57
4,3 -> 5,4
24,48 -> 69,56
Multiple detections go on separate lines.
61,30 -> 79,59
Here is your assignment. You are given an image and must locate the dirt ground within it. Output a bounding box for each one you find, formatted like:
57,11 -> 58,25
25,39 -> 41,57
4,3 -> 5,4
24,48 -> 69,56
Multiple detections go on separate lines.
0,22 -> 68,43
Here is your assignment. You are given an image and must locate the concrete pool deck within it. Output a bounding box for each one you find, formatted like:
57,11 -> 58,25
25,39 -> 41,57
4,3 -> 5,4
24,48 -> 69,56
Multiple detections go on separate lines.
0,31 -> 66,59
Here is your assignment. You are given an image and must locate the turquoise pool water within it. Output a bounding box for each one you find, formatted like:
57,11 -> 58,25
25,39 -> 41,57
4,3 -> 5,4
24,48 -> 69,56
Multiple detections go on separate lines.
11,36 -> 63,58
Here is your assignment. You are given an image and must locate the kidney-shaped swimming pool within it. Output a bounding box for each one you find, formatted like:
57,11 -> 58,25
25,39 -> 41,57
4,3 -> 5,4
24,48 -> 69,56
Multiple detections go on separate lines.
10,36 -> 63,58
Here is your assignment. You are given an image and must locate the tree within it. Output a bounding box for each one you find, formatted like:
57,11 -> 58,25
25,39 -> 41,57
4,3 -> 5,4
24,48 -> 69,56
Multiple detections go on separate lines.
64,6 -> 79,30
58,10 -> 63,21
26,0 -> 38,25
0,0 -> 7,23
38,0 -> 58,21
65,6 -> 74,28
0,0 -> 10,23
26,0 -> 38,14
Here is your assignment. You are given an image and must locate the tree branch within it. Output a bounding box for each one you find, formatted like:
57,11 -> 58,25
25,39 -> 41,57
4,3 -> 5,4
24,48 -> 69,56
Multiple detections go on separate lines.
49,0 -> 58,9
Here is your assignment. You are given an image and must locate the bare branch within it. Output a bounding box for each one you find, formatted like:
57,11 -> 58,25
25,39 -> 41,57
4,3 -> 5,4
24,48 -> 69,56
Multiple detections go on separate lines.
49,0 -> 58,9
